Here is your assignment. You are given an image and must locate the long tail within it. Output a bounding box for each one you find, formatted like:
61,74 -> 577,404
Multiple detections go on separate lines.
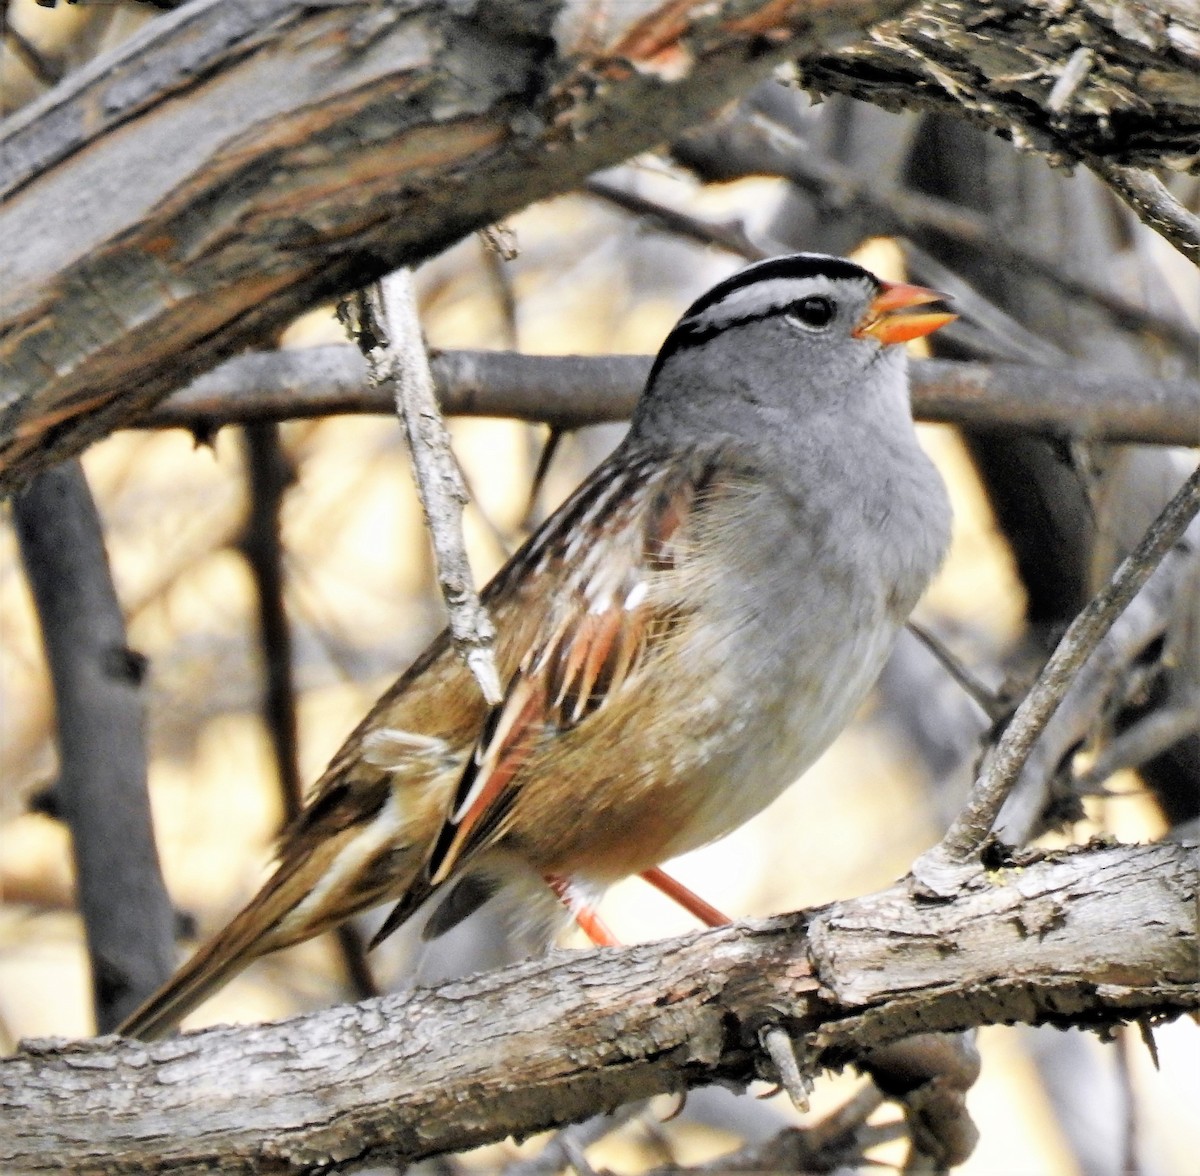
118,817 -> 423,1041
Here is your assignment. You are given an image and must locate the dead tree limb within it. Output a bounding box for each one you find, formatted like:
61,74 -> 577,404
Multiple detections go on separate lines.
4,0 -> 1198,491
0,0 -> 911,493
0,841 -> 1194,1175
12,462 -> 175,1032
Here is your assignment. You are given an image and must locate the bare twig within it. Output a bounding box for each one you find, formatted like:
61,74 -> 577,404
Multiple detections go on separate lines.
12,461 -> 175,1031
905,620 -> 1005,722
1114,1027 -> 1143,1176
993,511 -> 1200,845
900,242 -> 1072,368
238,423 -> 303,821
502,1105 -> 645,1176
1075,703 -> 1200,794
144,347 -> 1200,447
585,177 -> 768,262
915,465 -> 1200,892
345,272 -> 501,706
645,1084 -> 894,1174
1092,163 -> 1200,267
2,21 -> 64,87
760,1026 -> 813,1112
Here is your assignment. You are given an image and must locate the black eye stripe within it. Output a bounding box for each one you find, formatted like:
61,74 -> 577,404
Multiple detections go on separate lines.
645,253 -> 881,386
676,254 -> 875,323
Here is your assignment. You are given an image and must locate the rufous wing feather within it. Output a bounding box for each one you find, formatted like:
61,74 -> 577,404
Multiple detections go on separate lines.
422,452 -> 712,889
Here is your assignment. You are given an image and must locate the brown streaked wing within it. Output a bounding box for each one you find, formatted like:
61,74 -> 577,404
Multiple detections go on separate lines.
423,449 -> 716,887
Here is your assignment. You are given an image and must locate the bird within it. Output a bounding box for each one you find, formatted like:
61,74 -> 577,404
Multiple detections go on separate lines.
118,253 -> 956,1040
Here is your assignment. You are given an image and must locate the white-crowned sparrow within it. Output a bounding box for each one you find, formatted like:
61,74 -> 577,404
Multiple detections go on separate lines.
119,253 -> 955,1040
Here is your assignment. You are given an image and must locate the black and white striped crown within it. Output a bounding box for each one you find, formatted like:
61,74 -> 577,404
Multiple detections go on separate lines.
647,253 -> 880,384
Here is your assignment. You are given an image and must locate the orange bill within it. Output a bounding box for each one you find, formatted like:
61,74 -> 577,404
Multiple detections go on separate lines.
853,280 -> 957,345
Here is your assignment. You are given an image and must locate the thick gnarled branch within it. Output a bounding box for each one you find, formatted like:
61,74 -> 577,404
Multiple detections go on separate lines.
0,0 -> 910,493
801,0 -> 1200,173
0,842 -> 1194,1174
4,0 -> 1198,492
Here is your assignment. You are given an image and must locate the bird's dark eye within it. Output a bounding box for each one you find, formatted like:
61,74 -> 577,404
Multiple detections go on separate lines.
785,296 -> 836,330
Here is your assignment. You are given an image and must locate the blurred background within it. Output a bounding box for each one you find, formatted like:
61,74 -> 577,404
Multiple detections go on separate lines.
2,2 -> 1198,1173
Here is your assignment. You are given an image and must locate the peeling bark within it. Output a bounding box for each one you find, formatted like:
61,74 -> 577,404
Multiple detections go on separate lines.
2,0 -> 1197,493
0,0 -> 908,494
802,0 -> 1200,172
0,842 -> 1194,1174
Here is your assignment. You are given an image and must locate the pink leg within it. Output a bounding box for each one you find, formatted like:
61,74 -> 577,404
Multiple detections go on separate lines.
545,874 -> 621,947
641,867 -> 731,927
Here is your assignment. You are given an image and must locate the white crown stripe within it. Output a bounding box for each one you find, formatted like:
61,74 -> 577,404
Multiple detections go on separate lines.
681,276 -> 841,335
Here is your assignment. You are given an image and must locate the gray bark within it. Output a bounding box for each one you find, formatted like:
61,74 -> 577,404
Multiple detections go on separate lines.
12,462 -> 176,1032
0,0 -> 908,493
2,0 -> 1197,492
0,842 -> 1194,1175
142,347 -> 1200,445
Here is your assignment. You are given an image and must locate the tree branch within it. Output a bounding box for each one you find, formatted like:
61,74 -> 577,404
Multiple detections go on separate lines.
0,842 -> 1193,1174
916,463 -> 1200,892
673,105 -> 1198,355
346,272 -> 502,705
143,347 -> 1200,447
12,462 -> 175,1032
4,0 -> 1197,492
0,0 -> 911,494
799,2 -> 1200,175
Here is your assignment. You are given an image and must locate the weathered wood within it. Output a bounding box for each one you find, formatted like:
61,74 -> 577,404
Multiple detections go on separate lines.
0,0 -> 908,494
4,1 -> 1198,493
0,842 -> 1194,1174
803,0 -> 1200,172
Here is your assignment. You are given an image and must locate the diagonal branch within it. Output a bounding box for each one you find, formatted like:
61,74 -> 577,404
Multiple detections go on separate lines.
0,0 -> 912,493
914,463 -> 1200,893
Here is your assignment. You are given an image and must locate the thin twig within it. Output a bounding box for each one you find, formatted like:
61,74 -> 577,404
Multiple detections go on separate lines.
239,423 -> 303,821
900,242 -> 1073,368
1074,703 -> 1200,793
585,177 -> 768,261
914,464 -> 1200,891
238,422 -> 377,1000
344,271 -> 502,706
1092,162 -> 1200,267
905,620 -> 1006,722
1115,1028 -> 1142,1176
674,111 -> 1198,354
992,515 -> 1200,845
760,1025 -> 813,1112
645,1084 -> 896,1175
502,1105 -> 645,1176
2,21 -> 64,87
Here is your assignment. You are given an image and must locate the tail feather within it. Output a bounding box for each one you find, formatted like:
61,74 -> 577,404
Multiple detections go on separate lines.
118,816 -> 422,1041
115,928 -> 262,1042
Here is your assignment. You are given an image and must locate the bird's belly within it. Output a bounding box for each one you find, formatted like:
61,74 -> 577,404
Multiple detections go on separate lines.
540,608 -> 902,883
655,614 -> 900,864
